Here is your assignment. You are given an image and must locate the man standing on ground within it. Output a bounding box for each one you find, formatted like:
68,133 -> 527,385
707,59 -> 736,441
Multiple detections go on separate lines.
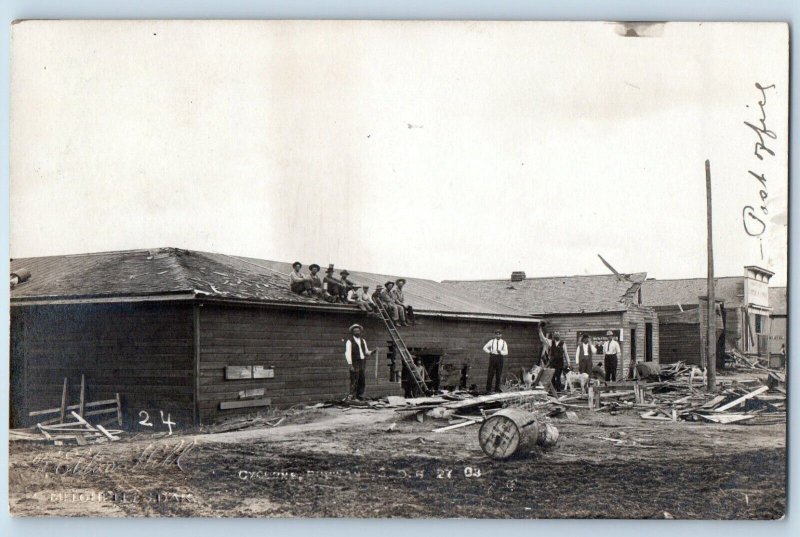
603,331 -> 622,382
344,324 -> 376,400
575,334 -> 595,375
539,324 -> 568,392
482,329 -> 508,394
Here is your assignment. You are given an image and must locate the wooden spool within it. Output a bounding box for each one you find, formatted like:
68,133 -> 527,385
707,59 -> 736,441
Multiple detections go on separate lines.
479,408 -> 556,460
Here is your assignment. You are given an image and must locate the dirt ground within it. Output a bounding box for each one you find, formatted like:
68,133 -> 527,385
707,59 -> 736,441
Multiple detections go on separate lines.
9,377 -> 786,519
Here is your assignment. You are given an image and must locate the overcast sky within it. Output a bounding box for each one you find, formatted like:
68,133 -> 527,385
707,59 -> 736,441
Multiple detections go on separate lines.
11,21 -> 789,285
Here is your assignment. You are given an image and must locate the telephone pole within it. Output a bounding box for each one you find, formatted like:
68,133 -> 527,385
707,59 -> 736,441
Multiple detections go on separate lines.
705,160 -> 717,391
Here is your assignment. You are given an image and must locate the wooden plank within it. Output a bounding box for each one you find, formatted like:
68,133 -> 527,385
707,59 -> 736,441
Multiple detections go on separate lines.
59,377 -> 68,424
95,424 -> 120,441
433,419 -> 482,433
79,374 -> 86,418
696,413 -> 755,424
219,398 -> 272,410
238,388 -> 266,399
29,398 -> 120,417
225,365 -> 252,380
115,393 -> 122,426
252,366 -> 275,379
715,386 -> 769,412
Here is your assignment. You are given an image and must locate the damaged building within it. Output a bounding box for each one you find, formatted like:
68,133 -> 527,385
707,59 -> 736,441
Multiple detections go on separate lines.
443,272 -> 660,378
9,248 -> 540,427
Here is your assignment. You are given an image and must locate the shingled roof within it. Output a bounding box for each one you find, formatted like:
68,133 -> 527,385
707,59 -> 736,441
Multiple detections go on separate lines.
9,248 -> 535,321
441,273 -> 648,315
639,277 -> 746,309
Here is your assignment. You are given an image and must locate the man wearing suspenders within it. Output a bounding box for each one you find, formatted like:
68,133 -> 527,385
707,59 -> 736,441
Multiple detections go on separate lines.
482,329 -> 509,394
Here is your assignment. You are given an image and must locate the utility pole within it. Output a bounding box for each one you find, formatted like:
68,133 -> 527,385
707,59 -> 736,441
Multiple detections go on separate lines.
705,160 -> 717,391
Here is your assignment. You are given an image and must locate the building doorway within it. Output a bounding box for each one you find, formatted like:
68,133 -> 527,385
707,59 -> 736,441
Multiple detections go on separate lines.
645,323 -> 653,362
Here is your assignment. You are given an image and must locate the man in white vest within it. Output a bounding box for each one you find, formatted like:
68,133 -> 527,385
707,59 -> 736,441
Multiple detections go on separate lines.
482,329 -> 509,394
344,324 -> 376,400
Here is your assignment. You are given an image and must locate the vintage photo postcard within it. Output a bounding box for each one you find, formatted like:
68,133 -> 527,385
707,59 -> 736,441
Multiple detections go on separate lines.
8,20 -> 788,518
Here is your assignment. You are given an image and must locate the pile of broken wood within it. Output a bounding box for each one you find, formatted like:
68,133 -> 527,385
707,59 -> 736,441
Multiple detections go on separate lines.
11,375 -> 125,446
372,361 -> 786,430
385,389 -> 552,433
587,362 -> 786,426
726,348 -> 784,374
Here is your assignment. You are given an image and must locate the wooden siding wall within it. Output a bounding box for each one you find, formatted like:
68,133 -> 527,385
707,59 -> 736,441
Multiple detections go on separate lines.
622,305 -> 660,371
540,312 -> 623,374
197,304 -> 540,423
542,307 -> 659,378
10,303 -> 195,428
658,323 -> 701,366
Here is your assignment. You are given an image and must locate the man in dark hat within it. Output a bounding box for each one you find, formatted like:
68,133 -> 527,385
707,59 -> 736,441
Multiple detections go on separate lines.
323,264 -> 346,302
344,324 -> 375,400
380,281 -> 406,325
575,334 -> 596,375
539,323 -> 568,391
289,262 -> 313,296
307,264 -> 324,298
391,278 -> 416,325
482,329 -> 508,394
340,270 -> 356,299
603,330 -> 621,381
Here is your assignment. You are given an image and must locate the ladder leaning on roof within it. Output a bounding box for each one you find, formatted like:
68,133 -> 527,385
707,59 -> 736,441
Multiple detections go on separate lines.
373,300 -> 429,395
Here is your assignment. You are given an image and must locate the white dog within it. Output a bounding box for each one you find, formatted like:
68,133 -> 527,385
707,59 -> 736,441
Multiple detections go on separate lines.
689,366 -> 707,387
522,365 -> 543,390
564,370 -> 590,394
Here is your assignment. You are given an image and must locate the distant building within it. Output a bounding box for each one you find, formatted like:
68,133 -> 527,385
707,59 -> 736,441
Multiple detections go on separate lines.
640,266 -> 776,364
768,287 -> 786,367
443,272 -> 659,377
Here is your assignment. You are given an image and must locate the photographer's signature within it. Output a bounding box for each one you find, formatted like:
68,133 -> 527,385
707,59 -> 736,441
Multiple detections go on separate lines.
742,82 -> 777,258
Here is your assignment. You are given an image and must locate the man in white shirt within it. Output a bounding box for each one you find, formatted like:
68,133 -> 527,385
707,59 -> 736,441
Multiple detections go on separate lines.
344,324 -> 376,400
575,334 -> 595,375
482,329 -> 509,394
603,331 -> 622,381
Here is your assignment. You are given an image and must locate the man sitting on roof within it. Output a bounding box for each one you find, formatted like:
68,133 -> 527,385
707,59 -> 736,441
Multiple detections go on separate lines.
340,270 -> 357,297
307,263 -> 325,299
323,265 -> 347,303
289,261 -> 314,296
382,281 -> 408,326
348,285 -> 376,313
391,278 -> 416,325
373,283 -> 404,325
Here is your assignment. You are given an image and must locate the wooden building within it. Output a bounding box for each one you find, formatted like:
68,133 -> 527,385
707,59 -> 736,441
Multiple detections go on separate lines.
768,287 -> 786,367
10,248 -> 540,428
640,266 -> 776,362
443,272 -> 659,377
